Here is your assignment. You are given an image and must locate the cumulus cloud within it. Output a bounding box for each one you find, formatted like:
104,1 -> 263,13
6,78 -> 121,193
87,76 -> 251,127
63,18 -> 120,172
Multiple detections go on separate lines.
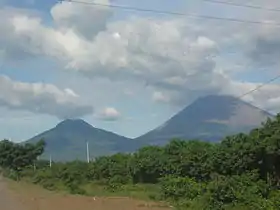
97,107 -> 121,121
0,0 -> 112,62
152,91 -> 170,103
50,0 -> 112,39
246,26 -> 280,68
216,0 -> 280,69
2,1 -> 280,113
0,75 -> 93,118
0,7 -> 42,62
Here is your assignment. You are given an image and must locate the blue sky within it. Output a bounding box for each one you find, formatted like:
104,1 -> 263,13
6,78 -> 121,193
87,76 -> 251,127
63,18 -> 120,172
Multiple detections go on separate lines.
1,0 -> 280,142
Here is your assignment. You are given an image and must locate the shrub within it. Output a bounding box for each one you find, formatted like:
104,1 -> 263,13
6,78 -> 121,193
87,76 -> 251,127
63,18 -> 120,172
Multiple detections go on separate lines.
159,176 -> 204,201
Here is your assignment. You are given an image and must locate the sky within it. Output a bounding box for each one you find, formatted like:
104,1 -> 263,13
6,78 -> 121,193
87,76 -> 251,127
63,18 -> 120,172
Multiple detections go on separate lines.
1,0 -> 280,142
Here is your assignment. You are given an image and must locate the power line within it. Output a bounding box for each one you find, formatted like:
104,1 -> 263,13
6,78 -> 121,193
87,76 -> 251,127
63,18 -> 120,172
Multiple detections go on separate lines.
238,73 -> 280,99
149,72 -> 280,138
58,1 -> 280,98
59,0 -> 280,27
202,0 -> 280,12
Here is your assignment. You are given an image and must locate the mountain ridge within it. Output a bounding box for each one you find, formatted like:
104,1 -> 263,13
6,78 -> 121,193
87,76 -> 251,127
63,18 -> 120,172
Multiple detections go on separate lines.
25,95 -> 274,161
26,119 -> 133,161
134,95 -> 274,146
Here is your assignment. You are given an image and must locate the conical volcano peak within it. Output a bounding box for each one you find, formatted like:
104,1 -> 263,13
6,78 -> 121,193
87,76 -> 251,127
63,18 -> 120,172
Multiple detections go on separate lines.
135,95 -> 274,145
55,119 -> 93,129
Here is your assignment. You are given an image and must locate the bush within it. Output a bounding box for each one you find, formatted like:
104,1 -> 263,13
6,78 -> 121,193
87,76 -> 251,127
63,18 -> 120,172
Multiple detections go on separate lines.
159,176 -> 204,201
268,190 -> 280,209
3,116 -> 280,210
68,183 -> 86,195
206,173 -> 272,210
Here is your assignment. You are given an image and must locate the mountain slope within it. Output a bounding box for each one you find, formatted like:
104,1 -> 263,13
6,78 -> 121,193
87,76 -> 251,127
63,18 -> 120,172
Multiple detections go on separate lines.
135,95 -> 274,146
25,95 -> 274,161
25,119 -> 133,161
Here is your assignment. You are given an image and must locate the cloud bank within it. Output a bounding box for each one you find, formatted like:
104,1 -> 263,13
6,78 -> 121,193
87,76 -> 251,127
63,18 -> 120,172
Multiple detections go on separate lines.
1,0 -> 280,116
0,75 -> 93,119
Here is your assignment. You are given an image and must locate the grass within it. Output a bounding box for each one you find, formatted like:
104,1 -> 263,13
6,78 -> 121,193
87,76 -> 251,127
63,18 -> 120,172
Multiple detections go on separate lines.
5,180 -> 170,210
82,183 -> 171,209
83,182 -> 161,201
8,176 -> 166,203
4,170 -> 170,209
5,179 -> 172,210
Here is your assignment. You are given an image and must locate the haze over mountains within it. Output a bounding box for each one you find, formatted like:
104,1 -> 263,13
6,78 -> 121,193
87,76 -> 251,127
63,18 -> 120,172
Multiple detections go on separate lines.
25,95 -> 274,161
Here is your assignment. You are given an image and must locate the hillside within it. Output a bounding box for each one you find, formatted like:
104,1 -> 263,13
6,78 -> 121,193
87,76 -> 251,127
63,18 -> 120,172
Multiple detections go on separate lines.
25,119 -> 133,161
135,95 -> 274,146
25,95 -> 274,161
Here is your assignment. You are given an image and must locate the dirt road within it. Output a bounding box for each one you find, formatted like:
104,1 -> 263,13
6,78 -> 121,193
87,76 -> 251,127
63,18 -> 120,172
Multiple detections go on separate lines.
1,178 -> 171,210
0,176 -> 26,210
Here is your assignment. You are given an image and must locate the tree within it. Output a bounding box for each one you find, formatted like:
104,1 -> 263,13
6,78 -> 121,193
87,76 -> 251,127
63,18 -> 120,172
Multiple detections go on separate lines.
165,139 -> 214,181
93,153 -> 132,184
0,139 -> 45,178
131,146 -> 166,183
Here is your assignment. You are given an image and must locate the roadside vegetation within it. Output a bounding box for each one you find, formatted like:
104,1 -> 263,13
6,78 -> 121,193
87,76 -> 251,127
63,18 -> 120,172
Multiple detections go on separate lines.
1,115 -> 280,209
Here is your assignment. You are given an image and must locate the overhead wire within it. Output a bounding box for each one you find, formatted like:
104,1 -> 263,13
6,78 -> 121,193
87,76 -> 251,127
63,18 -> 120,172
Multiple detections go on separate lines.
58,0 -> 280,100
202,0 -> 280,12
237,73 -> 280,99
59,0 -> 280,27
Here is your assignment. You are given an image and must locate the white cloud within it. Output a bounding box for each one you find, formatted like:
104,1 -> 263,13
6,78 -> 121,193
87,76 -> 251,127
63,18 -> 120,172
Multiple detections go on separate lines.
246,26 -> 280,68
2,2 -> 280,113
50,0 -> 112,39
97,107 -> 121,121
152,91 -> 170,103
0,75 -> 93,118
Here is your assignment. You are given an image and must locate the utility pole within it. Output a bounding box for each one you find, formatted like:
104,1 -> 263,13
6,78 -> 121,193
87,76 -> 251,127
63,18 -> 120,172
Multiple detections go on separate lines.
49,154 -> 52,168
86,141 -> 90,163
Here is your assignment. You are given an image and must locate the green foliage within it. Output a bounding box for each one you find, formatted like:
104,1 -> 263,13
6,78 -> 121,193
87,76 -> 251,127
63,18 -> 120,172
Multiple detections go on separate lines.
205,172 -> 270,209
164,140 -> 214,181
2,114 -> 280,208
0,139 -> 45,179
159,176 -> 205,201
268,190 -> 280,209
93,153 -> 132,184
131,146 -> 166,183
68,182 -> 86,195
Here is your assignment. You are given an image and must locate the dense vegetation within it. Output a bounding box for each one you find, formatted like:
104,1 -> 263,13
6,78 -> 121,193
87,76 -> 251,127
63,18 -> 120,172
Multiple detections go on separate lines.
1,115 -> 280,209
0,140 -> 45,180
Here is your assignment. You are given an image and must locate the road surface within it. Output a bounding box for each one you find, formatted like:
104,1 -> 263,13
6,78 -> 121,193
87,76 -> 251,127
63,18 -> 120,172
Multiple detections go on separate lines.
0,176 -> 26,210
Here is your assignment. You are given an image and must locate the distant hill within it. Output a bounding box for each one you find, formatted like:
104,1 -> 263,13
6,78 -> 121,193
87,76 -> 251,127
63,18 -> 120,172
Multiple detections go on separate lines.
25,119 -> 133,161
25,95 -> 274,161
135,95 -> 274,146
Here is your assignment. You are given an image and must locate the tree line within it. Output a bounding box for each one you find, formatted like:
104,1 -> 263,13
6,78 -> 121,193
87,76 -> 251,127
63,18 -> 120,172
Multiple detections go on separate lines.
1,115 -> 280,209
